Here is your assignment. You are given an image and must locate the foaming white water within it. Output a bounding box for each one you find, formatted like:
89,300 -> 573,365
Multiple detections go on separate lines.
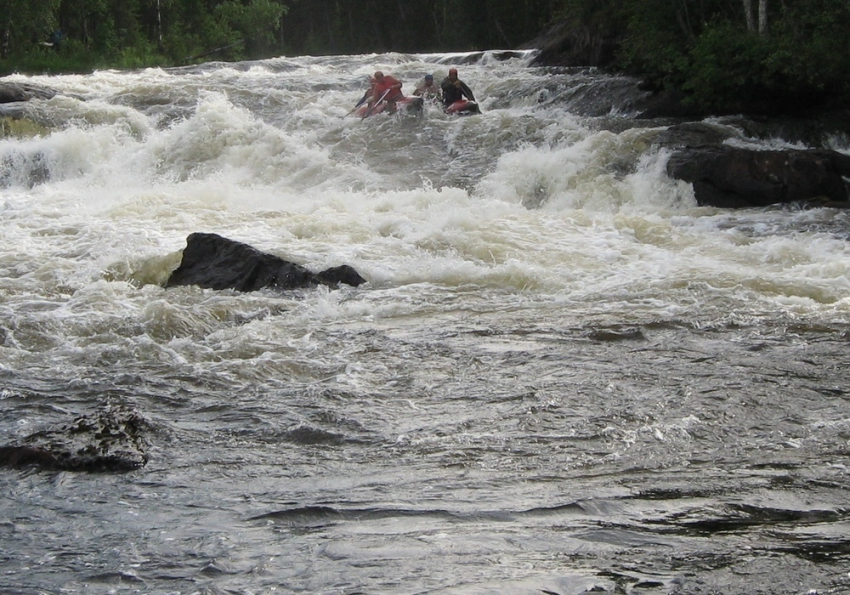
4,55 -> 850,595
476,129 -> 692,213
2,50 -> 850,350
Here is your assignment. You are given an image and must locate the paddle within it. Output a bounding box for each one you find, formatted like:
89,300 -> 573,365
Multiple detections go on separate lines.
345,89 -> 371,117
363,88 -> 391,119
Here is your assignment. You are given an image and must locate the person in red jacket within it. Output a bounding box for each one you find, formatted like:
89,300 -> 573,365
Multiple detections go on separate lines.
370,71 -> 404,113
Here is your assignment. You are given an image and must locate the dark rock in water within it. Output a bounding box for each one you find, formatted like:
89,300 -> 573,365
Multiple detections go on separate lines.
748,110 -> 850,150
315,264 -> 368,288
584,326 -> 646,342
165,232 -> 366,291
631,87 -> 707,120
0,82 -> 56,103
651,122 -> 736,149
525,21 -> 619,69
667,146 -> 850,208
438,50 -> 526,65
0,406 -> 150,472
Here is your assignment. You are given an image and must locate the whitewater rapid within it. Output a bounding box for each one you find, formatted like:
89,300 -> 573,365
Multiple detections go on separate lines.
1,50 -> 849,595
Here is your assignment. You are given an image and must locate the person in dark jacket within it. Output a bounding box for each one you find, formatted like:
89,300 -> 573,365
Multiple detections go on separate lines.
440,68 -> 476,109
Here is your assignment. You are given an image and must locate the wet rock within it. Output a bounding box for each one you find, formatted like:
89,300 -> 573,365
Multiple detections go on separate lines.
0,115 -> 52,139
314,264 -> 368,288
0,405 -> 150,472
0,82 -> 56,103
584,326 -> 645,342
667,146 -> 850,208
525,21 -> 620,69
165,232 -> 366,291
651,122 -> 736,149
631,87 -> 703,119
439,50 -> 527,65
714,111 -> 850,149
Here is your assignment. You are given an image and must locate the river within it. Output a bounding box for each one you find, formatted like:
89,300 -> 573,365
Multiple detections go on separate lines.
0,50 -> 849,595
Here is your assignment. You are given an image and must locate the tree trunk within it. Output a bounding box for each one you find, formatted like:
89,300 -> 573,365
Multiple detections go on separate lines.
676,7 -> 695,42
493,19 -> 511,48
743,0 -> 755,31
758,0 -> 768,35
156,0 -> 163,51
1,20 -> 9,59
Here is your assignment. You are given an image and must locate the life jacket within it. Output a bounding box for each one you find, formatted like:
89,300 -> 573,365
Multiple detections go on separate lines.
374,76 -> 403,102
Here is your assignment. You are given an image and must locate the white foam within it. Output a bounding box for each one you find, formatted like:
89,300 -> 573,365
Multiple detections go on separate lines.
1,53 -> 848,329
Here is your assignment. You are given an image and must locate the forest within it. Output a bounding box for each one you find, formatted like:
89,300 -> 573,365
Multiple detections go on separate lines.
2,0 -> 849,114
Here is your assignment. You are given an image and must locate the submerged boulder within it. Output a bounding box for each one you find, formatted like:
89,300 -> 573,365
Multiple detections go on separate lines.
165,232 -> 366,292
0,82 -> 56,103
651,122 -> 736,148
0,405 -> 150,472
667,146 -> 850,208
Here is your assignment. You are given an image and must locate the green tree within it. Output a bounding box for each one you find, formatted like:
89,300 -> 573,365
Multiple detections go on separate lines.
0,0 -> 61,58
215,0 -> 286,57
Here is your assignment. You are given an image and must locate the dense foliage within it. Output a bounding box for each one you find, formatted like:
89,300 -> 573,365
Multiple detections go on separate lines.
553,0 -> 850,113
0,0 -> 553,73
1,0 -> 847,114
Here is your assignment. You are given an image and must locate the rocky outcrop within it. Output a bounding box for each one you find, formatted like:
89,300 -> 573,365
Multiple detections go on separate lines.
165,232 -> 366,291
652,122 -> 737,148
667,146 -> 850,208
523,20 -> 850,125
0,82 -> 56,103
525,21 -> 620,69
0,406 -> 150,472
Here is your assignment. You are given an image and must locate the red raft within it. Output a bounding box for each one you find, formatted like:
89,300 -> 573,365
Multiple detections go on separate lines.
445,100 -> 481,115
356,96 -> 424,118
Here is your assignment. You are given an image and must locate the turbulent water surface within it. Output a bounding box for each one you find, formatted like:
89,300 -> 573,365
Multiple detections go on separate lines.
1,50 -> 849,595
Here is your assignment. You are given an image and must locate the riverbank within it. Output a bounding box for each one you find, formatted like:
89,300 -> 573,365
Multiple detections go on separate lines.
524,9 -> 850,125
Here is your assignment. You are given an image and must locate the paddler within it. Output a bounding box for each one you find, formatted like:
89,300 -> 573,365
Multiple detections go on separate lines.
350,76 -> 375,115
440,68 -> 478,112
370,71 -> 404,113
413,74 -> 442,103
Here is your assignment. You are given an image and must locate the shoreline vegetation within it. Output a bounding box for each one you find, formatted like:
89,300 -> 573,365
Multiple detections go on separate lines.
2,0 -> 849,120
